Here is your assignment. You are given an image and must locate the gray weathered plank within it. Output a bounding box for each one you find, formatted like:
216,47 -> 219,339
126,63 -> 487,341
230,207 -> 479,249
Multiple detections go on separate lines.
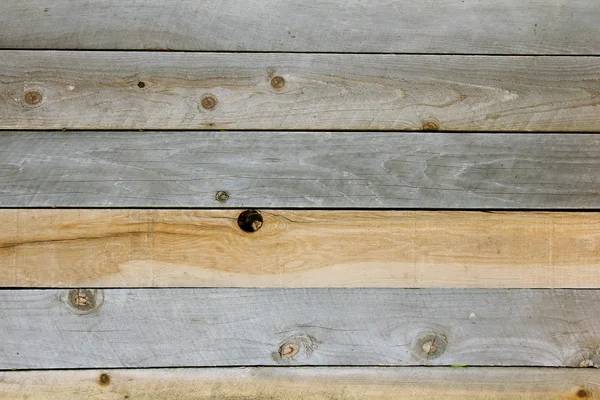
1,368 -> 599,400
0,1 -> 598,54
2,51 -> 600,131
1,289 -> 599,369
0,131 -> 599,208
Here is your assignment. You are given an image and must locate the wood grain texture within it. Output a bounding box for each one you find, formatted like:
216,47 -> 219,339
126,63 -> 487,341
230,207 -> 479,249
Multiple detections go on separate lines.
2,289 -> 600,368
2,52 -> 600,131
0,368 -> 598,400
2,131 -> 600,209
0,0 -> 598,54
1,209 -> 600,288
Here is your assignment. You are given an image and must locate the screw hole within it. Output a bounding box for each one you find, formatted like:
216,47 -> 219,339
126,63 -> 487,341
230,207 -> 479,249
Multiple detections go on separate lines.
137,81 -> 146,88
237,210 -> 263,233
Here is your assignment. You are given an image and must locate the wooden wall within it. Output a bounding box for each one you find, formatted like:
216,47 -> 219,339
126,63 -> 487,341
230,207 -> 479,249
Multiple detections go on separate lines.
0,0 -> 599,398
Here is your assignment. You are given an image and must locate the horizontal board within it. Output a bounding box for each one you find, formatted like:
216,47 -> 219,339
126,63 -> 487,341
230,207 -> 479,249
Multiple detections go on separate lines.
2,52 -> 600,131
1,289 -> 600,368
1,210 -> 600,288
0,368 -> 598,399
2,131 -> 600,209
0,1 -> 598,54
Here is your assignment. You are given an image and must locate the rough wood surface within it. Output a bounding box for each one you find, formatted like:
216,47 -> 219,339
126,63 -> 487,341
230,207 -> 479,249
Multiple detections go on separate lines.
2,131 -> 600,209
1,289 -> 600,368
0,368 -> 598,399
0,1 -> 598,54
2,52 -> 600,131
1,210 -> 600,288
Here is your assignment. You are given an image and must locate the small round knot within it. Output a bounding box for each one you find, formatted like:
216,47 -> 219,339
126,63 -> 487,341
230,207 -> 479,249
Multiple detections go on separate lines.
270,76 -> 285,90
66,289 -> 103,314
577,389 -> 590,399
98,373 -> 110,386
201,94 -> 218,111
416,332 -> 448,359
421,120 -> 440,131
237,210 -> 263,233
215,190 -> 230,203
273,334 -> 318,364
279,343 -> 299,358
137,81 -> 146,88
24,90 -> 43,106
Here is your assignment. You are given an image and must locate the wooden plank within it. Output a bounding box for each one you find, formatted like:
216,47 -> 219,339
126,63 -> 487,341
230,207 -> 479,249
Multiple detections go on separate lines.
2,52 -> 600,131
2,131 -> 600,209
1,210 -> 600,288
1,289 -> 600,368
0,368 -> 598,400
0,1 -> 598,54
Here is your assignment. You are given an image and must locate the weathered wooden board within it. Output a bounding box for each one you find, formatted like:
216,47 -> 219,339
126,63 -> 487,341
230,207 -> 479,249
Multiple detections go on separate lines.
0,1 -> 598,54
2,210 -> 600,288
2,52 -> 600,131
0,368 -> 598,400
1,289 -> 600,368
2,131 -> 600,209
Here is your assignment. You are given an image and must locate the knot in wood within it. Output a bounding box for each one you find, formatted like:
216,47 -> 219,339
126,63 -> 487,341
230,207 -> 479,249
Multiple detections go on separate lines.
237,209 -> 263,233
417,332 -> 447,359
201,94 -> 218,111
24,90 -> 43,106
215,190 -> 230,203
98,373 -> 110,386
421,120 -> 440,131
273,334 -> 318,364
279,343 -> 299,358
271,76 -> 285,89
577,389 -> 590,399
66,289 -> 103,314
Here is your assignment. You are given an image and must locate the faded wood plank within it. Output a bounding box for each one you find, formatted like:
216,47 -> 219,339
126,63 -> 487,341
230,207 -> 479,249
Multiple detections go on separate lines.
0,1 -> 598,54
1,131 -> 600,209
2,52 -> 600,131
1,210 -> 600,288
0,368 -> 598,400
1,289 -> 600,368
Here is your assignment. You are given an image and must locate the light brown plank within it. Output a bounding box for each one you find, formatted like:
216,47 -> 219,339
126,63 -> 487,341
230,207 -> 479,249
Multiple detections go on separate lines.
2,209 -> 599,288
3,52 -> 600,131
0,0 -> 599,54
0,368 -> 598,400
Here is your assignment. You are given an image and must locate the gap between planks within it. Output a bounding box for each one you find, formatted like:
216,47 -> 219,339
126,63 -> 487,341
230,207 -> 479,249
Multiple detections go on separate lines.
2,52 -> 600,131
0,368 -> 598,399
0,209 -> 599,288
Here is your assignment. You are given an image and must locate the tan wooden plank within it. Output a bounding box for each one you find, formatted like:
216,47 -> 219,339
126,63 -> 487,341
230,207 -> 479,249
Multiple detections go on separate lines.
0,368 -> 598,399
0,0 -> 599,54
2,52 -> 600,131
1,209 -> 599,288
2,132 -> 600,209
